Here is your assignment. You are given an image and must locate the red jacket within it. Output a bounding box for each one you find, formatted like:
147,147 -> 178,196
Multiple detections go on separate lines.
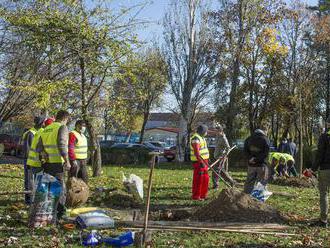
68,132 -> 78,160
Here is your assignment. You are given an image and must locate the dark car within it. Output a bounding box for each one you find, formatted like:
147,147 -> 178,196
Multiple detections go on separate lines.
109,143 -> 160,163
99,140 -> 116,148
143,142 -> 164,153
0,134 -> 23,156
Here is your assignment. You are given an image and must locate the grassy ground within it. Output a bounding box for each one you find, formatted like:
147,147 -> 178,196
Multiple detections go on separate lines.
0,162 -> 329,247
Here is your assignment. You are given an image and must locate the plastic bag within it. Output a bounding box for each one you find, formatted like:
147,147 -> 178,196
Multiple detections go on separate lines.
122,173 -> 143,201
251,182 -> 272,202
28,173 -> 63,227
102,231 -> 135,247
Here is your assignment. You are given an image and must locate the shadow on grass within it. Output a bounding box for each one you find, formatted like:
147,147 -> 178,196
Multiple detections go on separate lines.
226,244 -> 306,248
0,174 -> 22,179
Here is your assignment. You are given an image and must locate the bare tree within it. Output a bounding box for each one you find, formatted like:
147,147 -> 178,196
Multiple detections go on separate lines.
163,0 -> 216,161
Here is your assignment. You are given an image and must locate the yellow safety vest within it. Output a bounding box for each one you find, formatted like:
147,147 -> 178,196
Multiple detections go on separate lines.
70,130 -> 88,160
190,133 -> 209,162
40,122 -> 65,164
27,128 -> 44,167
282,153 -> 294,163
22,128 -> 37,143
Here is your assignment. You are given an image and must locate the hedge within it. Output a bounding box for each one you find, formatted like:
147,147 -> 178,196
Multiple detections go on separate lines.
101,146 -> 151,165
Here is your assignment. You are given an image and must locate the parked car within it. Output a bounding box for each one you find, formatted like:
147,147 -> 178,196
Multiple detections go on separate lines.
99,140 -> 116,148
109,143 -> 160,163
164,146 -> 176,162
149,141 -> 166,149
0,134 -> 23,156
143,142 -> 164,153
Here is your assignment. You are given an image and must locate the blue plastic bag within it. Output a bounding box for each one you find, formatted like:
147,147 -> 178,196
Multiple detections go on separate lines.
102,231 -> 135,247
251,182 -> 272,202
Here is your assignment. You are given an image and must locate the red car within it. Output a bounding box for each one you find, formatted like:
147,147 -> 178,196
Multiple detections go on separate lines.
164,146 -> 176,162
0,134 -> 23,156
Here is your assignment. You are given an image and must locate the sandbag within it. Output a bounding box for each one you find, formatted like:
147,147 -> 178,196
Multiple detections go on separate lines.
76,210 -> 115,229
66,177 -> 89,208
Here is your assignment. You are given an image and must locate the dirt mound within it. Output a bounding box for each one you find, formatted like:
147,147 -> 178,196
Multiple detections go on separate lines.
193,188 -> 283,223
66,177 -> 89,208
272,177 -> 315,188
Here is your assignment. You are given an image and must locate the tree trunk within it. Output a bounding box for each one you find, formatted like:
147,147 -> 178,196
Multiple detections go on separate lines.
225,0 -> 244,142
85,119 -> 102,177
139,110 -> 150,144
177,116 -> 188,162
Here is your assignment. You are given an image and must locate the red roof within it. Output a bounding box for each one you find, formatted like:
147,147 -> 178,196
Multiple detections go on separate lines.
146,127 -> 217,137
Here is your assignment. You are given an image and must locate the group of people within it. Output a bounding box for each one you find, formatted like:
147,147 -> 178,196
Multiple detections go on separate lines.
189,124 -> 283,200
190,120 -> 330,228
22,110 -> 89,220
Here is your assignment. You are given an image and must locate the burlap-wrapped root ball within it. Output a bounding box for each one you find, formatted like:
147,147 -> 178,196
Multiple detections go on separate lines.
66,177 -> 89,208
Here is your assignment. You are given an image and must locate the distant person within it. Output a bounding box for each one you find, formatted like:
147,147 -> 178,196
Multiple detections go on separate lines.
190,125 -> 209,200
37,110 -> 70,220
243,128 -> 270,194
212,123 -> 230,189
285,138 -> 297,157
310,116 -> 330,228
278,138 -> 288,153
22,116 -> 44,205
69,120 -> 88,183
282,153 -> 298,177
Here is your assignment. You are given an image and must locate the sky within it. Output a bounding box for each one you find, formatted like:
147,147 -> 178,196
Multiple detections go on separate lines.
105,0 -> 319,43
94,0 -> 319,112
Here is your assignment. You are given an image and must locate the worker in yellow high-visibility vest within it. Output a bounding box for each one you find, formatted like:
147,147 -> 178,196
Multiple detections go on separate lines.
68,120 -> 88,183
27,118 -> 55,176
190,125 -> 210,201
22,116 -> 44,205
36,110 -> 70,220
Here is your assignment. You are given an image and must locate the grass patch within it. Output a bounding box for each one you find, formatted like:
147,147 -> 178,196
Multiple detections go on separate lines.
0,162 -> 329,247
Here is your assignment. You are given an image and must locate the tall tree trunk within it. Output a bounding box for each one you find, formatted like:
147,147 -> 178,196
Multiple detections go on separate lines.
225,0 -> 244,142
80,57 -> 101,177
177,116 -> 188,162
139,109 -> 150,144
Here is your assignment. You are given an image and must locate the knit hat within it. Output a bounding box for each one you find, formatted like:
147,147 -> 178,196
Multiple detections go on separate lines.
44,117 -> 55,127
197,124 -> 208,136
254,129 -> 265,136
34,116 -> 45,127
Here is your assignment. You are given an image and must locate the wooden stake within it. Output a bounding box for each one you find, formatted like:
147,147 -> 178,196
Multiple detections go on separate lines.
124,226 -> 296,237
142,152 -> 159,246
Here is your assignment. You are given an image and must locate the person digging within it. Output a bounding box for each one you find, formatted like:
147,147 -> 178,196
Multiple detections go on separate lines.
212,123 -> 233,189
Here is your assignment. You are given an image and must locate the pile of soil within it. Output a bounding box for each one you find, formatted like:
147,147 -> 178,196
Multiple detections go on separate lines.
193,188 -> 283,223
66,177 -> 90,208
272,177 -> 316,188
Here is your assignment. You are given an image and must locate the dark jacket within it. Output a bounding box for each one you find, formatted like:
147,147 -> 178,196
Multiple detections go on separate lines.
313,131 -> 330,171
244,132 -> 270,167
285,141 -> 297,157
